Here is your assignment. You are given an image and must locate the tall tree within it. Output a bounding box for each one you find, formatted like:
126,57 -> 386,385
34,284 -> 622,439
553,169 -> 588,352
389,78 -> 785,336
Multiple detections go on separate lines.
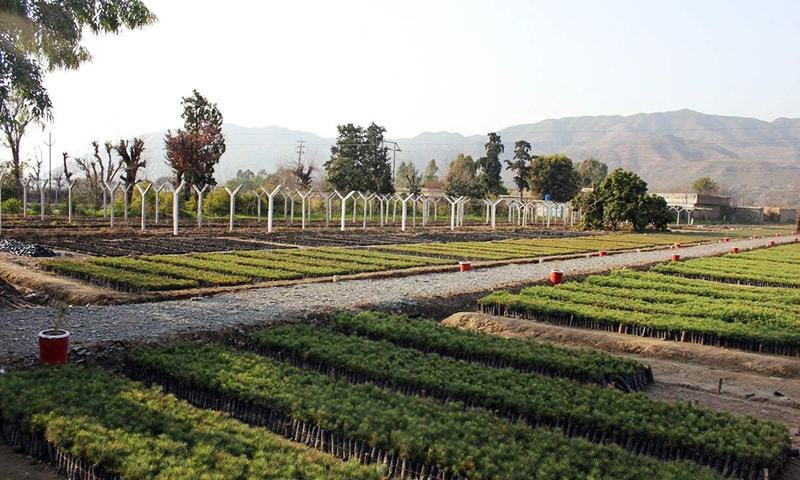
361,122 -> 393,194
325,123 -> 363,192
0,1 -> 156,118
443,153 -> 477,198
165,90 -> 226,196
691,176 -> 720,195
423,159 -> 439,183
475,132 -> 507,196
528,153 -> 580,202
324,122 -> 393,194
505,140 -> 532,198
114,138 -> 146,205
576,157 -> 608,187
0,90 -> 38,194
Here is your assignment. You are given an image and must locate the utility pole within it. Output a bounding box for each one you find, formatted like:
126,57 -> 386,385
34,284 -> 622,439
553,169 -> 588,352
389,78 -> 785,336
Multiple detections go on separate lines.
384,141 -> 401,183
43,132 -> 55,203
296,139 -> 306,164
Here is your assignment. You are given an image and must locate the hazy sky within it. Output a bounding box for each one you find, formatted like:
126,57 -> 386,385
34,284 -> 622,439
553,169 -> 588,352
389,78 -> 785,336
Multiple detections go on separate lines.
10,0 -> 800,162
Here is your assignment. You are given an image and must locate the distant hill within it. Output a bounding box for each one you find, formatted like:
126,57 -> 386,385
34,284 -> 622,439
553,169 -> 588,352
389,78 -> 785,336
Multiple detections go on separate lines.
138,110 -> 800,207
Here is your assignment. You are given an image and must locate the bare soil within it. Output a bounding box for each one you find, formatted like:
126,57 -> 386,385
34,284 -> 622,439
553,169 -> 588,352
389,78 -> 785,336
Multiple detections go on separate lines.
0,254 -> 129,305
0,444 -> 60,480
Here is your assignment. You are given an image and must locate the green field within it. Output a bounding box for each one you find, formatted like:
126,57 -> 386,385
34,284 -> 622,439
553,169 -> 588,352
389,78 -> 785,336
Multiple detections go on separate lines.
480,243 -> 800,356
42,232 -> 729,292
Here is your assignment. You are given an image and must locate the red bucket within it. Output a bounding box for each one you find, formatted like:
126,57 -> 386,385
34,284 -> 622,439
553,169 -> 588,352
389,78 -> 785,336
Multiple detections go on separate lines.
38,330 -> 70,365
672,254 -> 681,262
550,269 -> 564,285
458,261 -> 472,272
598,250 -> 607,257
723,237 -> 730,243
768,240 -> 776,247
730,247 -> 739,254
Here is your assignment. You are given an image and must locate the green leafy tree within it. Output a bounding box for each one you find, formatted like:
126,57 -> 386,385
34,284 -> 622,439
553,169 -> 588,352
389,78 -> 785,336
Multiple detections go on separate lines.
528,153 -> 580,202
0,0 -> 156,118
395,161 -> 422,195
475,132 -> 507,196
164,90 -> 226,196
575,168 -> 670,231
576,157 -> 608,187
443,153 -> 478,197
0,90 -> 37,194
505,140 -> 532,198
324,122 -> 393,194
423,159 -> 439,183
361,122 -> 393,194
691,176 -> 720,195
325,124 -> 364,192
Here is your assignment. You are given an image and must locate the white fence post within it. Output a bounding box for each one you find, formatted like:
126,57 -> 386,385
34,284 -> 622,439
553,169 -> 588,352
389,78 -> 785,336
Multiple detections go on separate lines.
445,196 -> 464,230
335,190 -> 356,231
261,185 -> 281,233
22,178 -> 29,218
154,183 -> 166,225
104,181 -> 120,227
38,179 -> 45,221
224,184 -> 242,232
297,189 -> 313,230
135,182 -> 152,231
170,180 -> 185,236
193,185 -> 210,227
66,180 -> 76,224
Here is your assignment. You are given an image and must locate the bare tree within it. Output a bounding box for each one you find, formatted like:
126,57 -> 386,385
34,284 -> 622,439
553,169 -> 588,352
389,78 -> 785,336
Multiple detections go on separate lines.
75,149 -> 103,208
114,138 -> 146,205
291,157 -> 316,190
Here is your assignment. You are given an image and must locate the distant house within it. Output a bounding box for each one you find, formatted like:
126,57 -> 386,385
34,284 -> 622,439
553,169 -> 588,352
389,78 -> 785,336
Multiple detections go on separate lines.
653,193 -> 732,223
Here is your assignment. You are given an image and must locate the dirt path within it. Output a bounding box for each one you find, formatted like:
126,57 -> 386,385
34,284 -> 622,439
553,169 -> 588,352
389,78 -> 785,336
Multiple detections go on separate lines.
1,235 -> 791,365
0,444 -> 60,480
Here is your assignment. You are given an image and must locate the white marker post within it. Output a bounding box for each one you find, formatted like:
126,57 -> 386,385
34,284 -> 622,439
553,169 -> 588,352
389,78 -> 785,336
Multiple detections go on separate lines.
193,184 -> 210,227
335,190 -> 356,232
224,184 -> 242,232
104,181 -> 120,228
121,184 -> 133,222
260,185 -> 281,233
38,179 -> 45,221
445,196 -> 464,231
358,192 -> 372,229
399,194 -> 415,232
170,181 -> 185,236
322,191 -> 336,228
135,182 -> 152,231
66,179 -> 76,224
154,183 -> 167,225
487,199 -> 503,229
22,178 -> 30,218
297,189 -> 313,230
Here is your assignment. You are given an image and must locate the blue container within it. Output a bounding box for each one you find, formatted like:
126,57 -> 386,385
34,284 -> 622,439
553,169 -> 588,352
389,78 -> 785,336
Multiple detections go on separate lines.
544,194 -> 552,201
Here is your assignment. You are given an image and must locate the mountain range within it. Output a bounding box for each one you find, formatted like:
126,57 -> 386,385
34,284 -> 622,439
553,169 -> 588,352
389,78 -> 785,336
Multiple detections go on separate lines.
138,109 -> 800,207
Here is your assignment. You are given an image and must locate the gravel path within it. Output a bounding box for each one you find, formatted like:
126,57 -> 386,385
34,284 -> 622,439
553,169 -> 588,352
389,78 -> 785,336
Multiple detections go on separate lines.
1,236 -> 793,364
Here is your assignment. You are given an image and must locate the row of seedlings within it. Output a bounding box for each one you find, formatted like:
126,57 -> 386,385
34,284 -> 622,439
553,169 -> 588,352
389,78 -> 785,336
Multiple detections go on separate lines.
240,320 -> 790,478
0,365 -> 383,480
479,262 -> 800,356
124,342 -> 729,480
